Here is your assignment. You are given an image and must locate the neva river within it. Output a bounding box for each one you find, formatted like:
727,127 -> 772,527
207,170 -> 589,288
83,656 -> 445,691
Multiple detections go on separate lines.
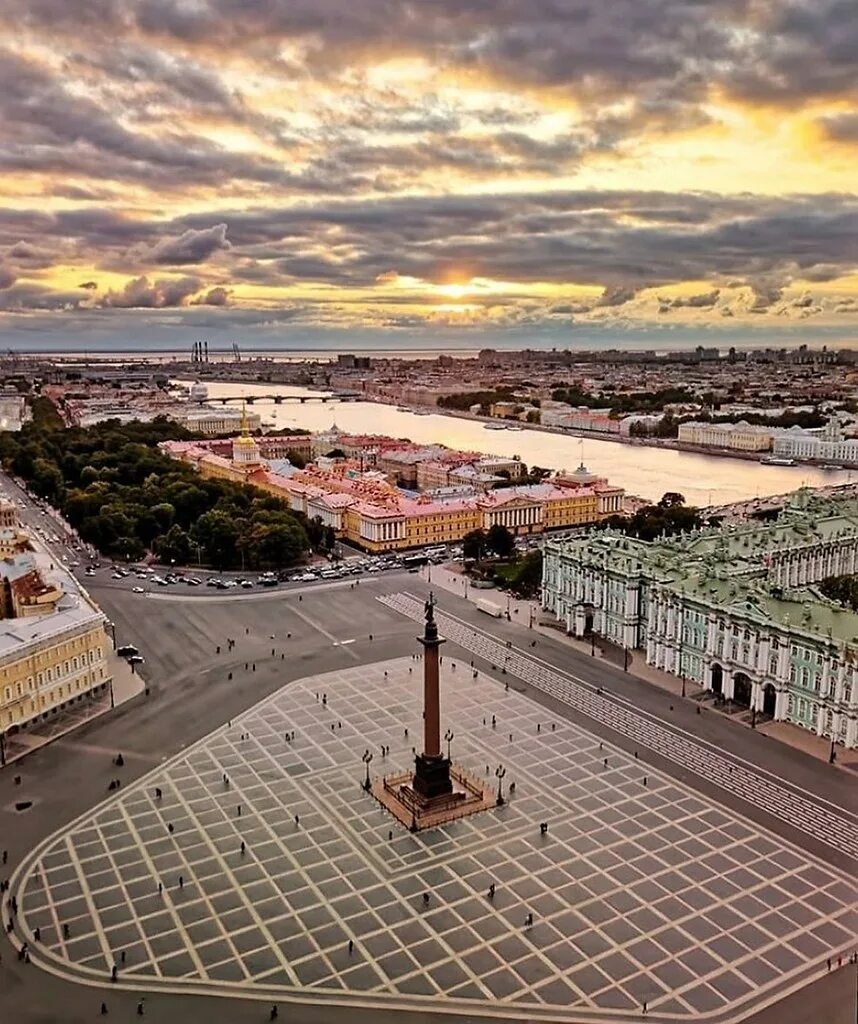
196,381 -> 852,506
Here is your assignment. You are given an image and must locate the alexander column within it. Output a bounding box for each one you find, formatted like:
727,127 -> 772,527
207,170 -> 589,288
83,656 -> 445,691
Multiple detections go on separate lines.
413,593 -> 453,800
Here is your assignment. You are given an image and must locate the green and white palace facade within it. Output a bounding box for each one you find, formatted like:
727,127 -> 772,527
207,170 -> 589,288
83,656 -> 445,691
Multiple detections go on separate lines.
542,489 -> 858,750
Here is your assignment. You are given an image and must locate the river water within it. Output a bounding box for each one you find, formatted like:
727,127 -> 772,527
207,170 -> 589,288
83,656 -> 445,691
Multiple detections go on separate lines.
191,380 -> 852,506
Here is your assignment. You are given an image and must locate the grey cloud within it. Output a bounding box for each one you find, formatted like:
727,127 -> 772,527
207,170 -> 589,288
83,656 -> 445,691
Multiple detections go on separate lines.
148,223 -> 231,264
661,289 -> 721,309
0,282 -> 85,310
0,48 -> 304,190
2,188 -> 856,310
819,113 -> 858,143
101,275 -> 201,308
191,285 -> 231,306
7,240 -> 60,270
0,263 -> 16,290
596,285 -> 637,308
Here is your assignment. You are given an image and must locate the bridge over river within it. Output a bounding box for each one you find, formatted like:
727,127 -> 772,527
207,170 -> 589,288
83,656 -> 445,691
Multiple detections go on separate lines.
207,391 -> 360,405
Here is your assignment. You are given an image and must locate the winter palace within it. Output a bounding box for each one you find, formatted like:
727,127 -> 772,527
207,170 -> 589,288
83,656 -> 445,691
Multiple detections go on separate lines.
542,488 -> 858,750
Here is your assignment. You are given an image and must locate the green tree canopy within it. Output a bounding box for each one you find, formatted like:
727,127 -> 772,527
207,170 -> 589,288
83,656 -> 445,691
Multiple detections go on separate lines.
462,529 -> 487,561
486,523 -> 516,558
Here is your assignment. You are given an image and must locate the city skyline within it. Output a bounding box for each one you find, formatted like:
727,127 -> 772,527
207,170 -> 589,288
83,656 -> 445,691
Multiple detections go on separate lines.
0,1 -> 857,350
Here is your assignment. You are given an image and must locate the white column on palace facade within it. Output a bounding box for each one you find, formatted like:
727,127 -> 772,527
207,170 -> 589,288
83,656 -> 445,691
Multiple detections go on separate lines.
774,689 -> 788,719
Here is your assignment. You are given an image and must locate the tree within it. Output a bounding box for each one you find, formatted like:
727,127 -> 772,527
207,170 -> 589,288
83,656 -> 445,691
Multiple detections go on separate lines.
305,516 -> 325,550
31,457 -> 64,504
486,523 -> 516,559
515,549 -> 543,597
154,525 -> 192,566
191,511 -> 240,570
250,520 -> 307,567
462,529 -> 486,561
659,492 -> 685,508
498,549 -> 542,597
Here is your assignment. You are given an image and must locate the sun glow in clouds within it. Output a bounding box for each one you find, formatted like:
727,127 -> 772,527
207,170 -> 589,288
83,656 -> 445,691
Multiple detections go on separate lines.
0,0 -> 855,348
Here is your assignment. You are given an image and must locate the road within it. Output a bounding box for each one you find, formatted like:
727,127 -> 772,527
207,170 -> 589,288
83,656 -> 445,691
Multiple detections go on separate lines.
0,538 -> 855,1021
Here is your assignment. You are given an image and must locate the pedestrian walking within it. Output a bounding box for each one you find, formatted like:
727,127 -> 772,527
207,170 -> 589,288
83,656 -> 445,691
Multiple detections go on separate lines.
269,1006 -> 278,1021
111,964 -> 117,982
100,1002 -> 108,1015
348,939 -> 354,954
137,1000 -> 144,1016
178,875 -> 183,889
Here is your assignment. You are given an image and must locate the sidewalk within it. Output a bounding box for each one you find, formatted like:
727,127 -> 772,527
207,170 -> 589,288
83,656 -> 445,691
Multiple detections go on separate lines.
425,564 -> 856,771
1,654 -> 145,767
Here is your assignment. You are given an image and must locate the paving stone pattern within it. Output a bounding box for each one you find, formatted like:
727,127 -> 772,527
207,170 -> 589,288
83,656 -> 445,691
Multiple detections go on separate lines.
380,592 -> 858,862
12,659 -> 856,1021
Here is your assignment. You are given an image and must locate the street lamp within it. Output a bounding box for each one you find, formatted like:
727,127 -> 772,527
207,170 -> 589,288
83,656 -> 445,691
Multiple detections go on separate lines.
829,737 -> 836,765
623,647 -> 629,672
444,729 -> 454,761
362,749 -> 373,791
495,765 -> 506,806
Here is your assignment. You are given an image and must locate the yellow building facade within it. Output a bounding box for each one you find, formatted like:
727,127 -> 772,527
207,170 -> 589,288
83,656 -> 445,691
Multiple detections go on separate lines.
163,439 -> 618,554
0,609 -> 111,735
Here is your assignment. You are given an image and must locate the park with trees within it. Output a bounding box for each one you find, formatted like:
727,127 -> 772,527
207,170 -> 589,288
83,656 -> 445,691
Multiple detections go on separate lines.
0,399 -> 311,570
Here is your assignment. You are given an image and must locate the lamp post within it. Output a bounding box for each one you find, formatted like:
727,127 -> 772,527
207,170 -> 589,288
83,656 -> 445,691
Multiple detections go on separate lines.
0,730 -> 5,767
444,729 -> 454,761
623,647 -> 629,673
829,737 -> 836,765
495,765 -> 506,806
362,749 -> 373,791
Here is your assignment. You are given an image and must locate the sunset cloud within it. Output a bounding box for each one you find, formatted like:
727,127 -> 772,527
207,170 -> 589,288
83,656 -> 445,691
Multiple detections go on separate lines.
0,0 -> 855,348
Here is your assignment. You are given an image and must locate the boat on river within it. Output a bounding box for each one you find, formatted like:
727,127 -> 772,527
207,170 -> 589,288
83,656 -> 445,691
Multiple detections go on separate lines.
760,456 -> 796,466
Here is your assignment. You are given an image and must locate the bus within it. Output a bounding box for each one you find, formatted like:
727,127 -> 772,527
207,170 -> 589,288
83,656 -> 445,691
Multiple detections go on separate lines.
402,554 -> 429,569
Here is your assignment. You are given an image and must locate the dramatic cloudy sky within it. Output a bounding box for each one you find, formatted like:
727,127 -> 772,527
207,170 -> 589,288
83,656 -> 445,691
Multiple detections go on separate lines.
1,0 -> 857,352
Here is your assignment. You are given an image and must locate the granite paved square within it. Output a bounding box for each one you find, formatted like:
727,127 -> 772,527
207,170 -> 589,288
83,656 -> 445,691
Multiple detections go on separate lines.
12,659 -> 856,1020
